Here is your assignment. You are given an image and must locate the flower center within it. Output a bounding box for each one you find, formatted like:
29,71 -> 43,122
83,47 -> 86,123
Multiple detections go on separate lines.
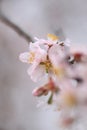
45,60 -> 52,72
40,60 -> 52,73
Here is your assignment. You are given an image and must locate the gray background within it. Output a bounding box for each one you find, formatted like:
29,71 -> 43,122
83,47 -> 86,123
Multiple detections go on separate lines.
0,0 -> 87,130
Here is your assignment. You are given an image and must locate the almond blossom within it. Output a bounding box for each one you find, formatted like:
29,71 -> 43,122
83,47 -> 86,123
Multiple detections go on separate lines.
19,34 -> 87,129
19,34 -> 70,82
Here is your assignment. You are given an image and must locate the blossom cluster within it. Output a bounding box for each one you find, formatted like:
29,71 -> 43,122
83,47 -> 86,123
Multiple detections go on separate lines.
19,34 -> 87,129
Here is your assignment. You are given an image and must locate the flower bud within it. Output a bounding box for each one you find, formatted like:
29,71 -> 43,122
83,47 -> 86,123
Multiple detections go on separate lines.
32,87 -> 48,97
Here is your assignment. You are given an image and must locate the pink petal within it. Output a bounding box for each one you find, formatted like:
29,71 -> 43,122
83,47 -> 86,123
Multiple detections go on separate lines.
27,65 -> 46,82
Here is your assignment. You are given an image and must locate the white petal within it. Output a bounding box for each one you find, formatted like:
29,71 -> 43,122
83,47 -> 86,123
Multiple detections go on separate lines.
48,44 -> 62,66
27,62 -> 39,75
27,65 -> 46,82
34,37 -> 39,41
29,42 -> 38,51
64,38 -> 71,46
19,52 -> 29,63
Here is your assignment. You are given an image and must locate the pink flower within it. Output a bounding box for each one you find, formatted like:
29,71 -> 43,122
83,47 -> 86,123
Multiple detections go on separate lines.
19,34 -> 87,129
19,42 -> 48,82
19,34 -> 71,82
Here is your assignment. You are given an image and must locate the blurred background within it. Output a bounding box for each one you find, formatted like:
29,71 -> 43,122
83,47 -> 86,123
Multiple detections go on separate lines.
0,0 -> 87,130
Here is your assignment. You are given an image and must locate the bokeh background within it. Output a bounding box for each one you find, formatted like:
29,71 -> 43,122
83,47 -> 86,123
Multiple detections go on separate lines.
0,0 -> 87,130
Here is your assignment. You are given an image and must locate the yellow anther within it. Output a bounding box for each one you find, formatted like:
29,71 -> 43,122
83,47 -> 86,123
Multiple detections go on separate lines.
40,60 -> 52,73
28,52 -> 35,63
47,34 -> 58,41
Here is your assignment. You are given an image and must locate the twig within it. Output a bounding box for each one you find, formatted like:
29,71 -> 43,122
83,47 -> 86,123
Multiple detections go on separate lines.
0,14 -> 33,43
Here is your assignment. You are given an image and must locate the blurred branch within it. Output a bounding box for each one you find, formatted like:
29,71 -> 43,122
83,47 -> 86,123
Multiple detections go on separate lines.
0,14 -> 33,43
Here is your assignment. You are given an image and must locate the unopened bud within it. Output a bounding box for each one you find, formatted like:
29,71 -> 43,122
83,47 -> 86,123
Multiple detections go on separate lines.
32,87 -> 48,97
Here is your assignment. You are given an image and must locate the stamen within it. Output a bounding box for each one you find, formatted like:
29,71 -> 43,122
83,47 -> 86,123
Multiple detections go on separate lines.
28,52 -> 35,63
47,34 -> 58,41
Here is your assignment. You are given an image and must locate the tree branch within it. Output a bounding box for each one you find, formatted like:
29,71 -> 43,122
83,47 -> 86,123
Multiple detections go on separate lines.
0,14 -> 33,43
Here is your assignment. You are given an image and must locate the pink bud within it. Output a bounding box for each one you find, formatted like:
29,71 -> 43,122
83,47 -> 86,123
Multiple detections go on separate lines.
32,87 -> 48,97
